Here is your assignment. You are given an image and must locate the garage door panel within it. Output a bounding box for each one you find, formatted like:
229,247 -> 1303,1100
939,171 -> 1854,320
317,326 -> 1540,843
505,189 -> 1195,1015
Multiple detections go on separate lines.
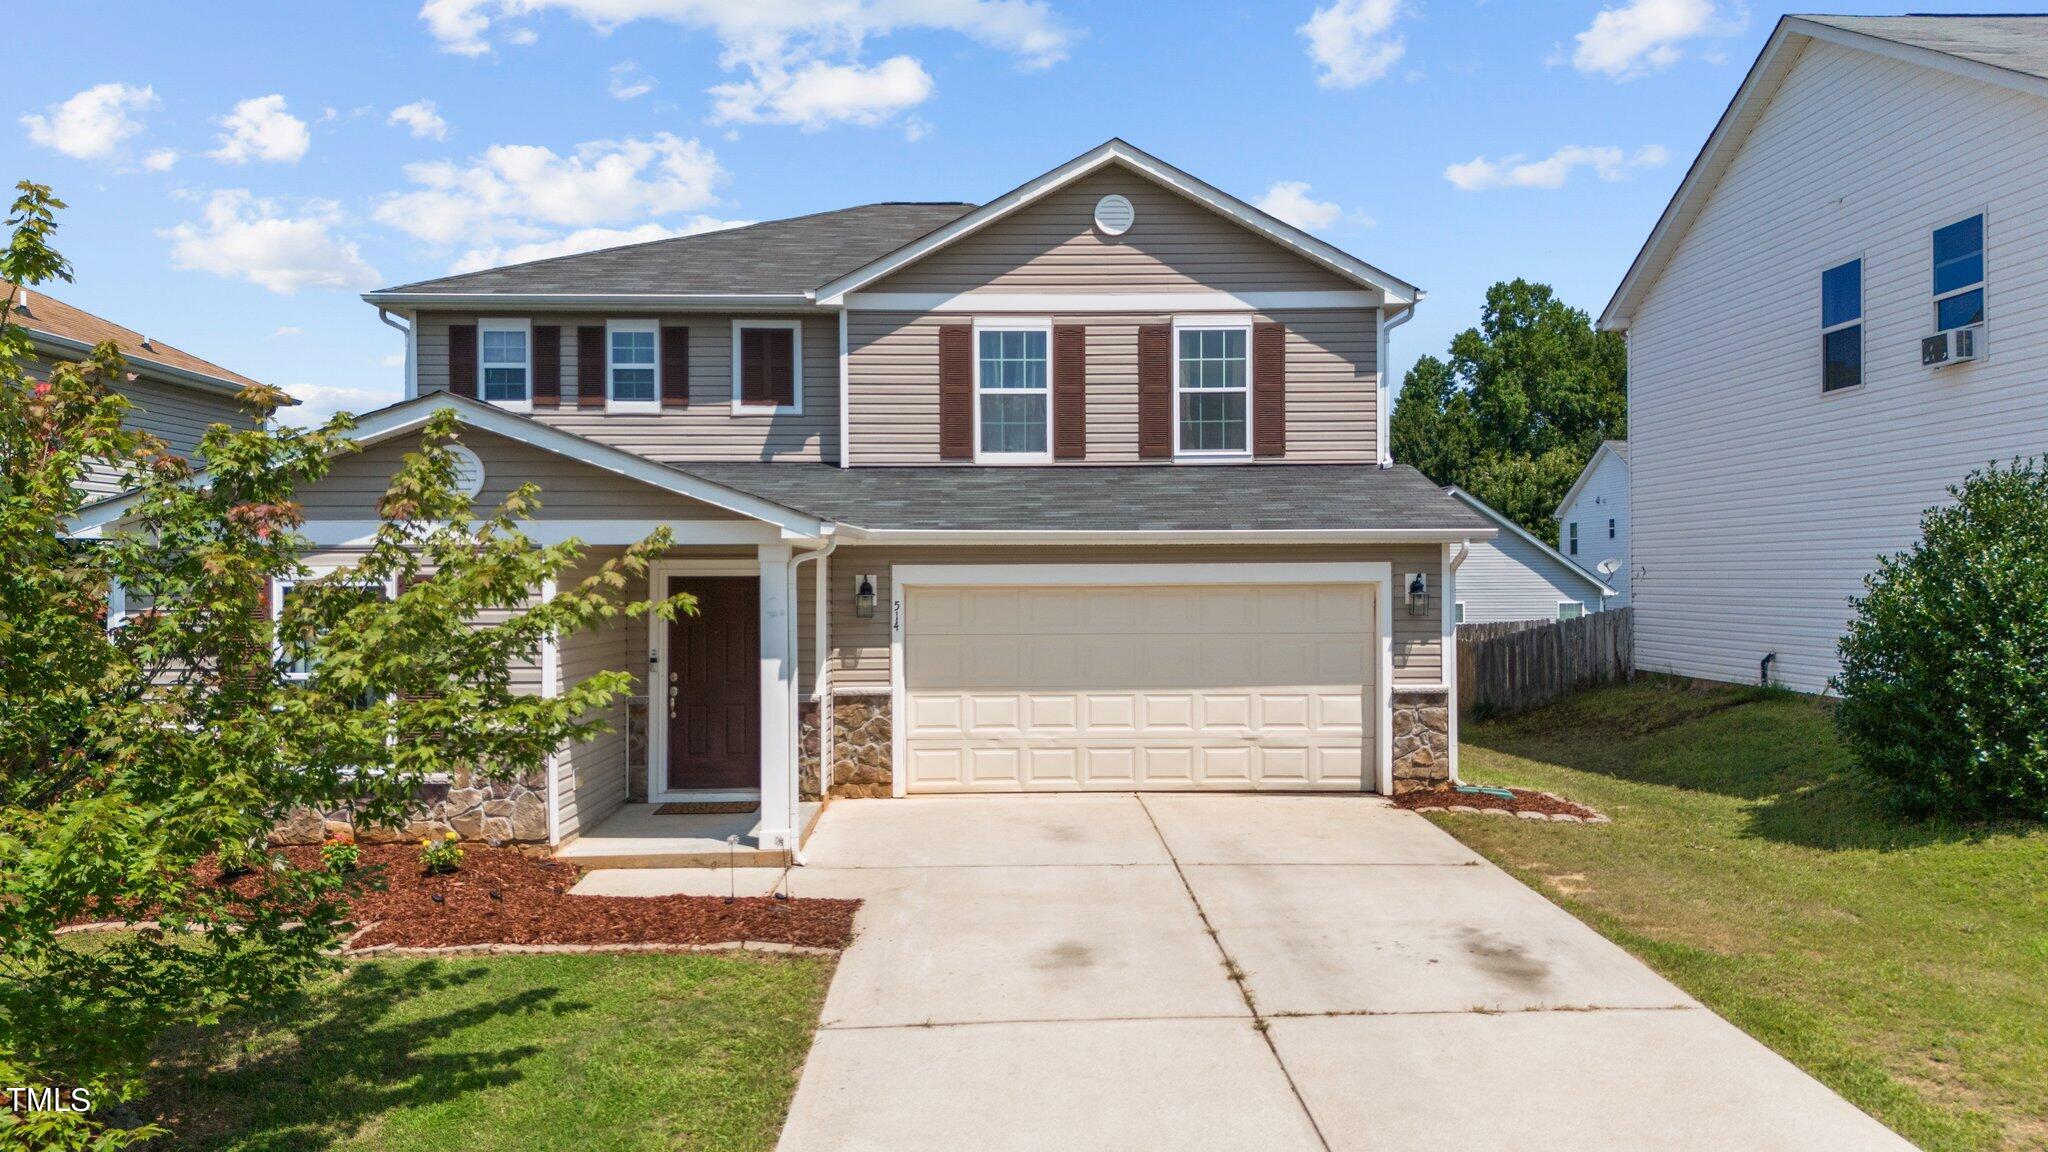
905,583 -> 1375,794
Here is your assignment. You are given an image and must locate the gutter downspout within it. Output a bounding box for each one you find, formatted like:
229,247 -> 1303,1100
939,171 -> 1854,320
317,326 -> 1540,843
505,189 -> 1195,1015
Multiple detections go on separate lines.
786,533 -> 838,864
1446,540 -> 1471,784
1377,303 -> 1416,468
378,308 -> 416,400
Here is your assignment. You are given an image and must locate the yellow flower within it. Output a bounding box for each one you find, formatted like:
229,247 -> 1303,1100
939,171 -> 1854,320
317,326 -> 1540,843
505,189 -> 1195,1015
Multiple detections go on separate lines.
445,831 -> 459,841
419,838 -> 430,846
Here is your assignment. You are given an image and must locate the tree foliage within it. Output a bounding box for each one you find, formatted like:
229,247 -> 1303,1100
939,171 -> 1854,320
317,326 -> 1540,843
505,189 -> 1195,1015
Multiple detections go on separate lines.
1833,459 -> 2048,820
1390,279 -> 1627,538
0,182 -> 685,1148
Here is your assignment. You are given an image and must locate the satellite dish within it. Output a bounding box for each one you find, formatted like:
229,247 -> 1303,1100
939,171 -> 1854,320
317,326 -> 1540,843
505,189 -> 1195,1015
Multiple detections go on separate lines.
1595,558 -> 1621,577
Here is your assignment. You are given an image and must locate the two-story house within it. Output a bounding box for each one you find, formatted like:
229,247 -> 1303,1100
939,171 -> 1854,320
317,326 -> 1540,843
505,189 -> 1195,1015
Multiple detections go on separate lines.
1552,440 -> 1630,609
1602,15 -> 2048,694
76,140 -> 1493,861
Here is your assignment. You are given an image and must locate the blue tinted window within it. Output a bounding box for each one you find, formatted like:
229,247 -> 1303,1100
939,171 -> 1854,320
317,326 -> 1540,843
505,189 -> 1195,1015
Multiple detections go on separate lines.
1933,215 -> 1984,296
1823,326 -> 1862,392
1937,288 -> 1984,333
1821,261 -> 1861,328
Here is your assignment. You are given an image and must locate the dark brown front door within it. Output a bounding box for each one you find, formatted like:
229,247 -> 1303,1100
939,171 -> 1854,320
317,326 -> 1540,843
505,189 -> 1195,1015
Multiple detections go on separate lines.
666,576 -> 759,791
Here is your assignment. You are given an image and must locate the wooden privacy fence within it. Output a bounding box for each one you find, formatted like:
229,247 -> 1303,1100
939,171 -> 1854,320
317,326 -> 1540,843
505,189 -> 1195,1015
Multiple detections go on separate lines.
1457,607 -> 1632,718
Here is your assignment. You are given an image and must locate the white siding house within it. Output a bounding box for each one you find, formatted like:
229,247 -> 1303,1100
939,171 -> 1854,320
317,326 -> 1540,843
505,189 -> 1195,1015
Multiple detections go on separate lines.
1601,15 -> 2048,694
1553,441 -> 1630,607
1447,488 -> 1615,625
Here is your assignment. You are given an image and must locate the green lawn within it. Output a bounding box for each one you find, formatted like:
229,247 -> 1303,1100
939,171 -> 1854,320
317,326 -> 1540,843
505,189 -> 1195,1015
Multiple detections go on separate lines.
1443,681 -> 2048,1152
145,952 -> 834,1151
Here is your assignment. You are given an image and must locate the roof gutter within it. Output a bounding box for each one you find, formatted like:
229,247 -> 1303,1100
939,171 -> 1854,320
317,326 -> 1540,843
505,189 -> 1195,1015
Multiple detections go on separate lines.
1377,302 -> 1418,468
828,526 -> 1497,545
25,330 -> 267,401
359,291 -> 822,312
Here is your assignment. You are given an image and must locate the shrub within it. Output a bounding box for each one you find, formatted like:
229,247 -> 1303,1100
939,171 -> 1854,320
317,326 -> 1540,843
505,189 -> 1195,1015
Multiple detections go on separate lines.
1833,458 -> 2048,819
420,832 -> 464,875
319,839 -> 361,873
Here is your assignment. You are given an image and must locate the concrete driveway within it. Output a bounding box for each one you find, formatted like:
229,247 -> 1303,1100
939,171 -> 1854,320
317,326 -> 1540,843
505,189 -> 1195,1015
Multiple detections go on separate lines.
766,795 -> 1913,1152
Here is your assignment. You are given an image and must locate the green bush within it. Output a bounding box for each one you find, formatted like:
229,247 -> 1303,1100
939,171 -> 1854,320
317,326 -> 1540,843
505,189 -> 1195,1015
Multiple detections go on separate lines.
1833,458 -> 2048,819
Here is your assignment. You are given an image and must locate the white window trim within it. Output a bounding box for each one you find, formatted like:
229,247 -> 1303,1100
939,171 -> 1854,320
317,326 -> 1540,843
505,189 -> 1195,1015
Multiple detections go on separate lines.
1568,521 -> 1579,556
477,317 -> 532,413
730,319 -> 803,415
1454,601 -> 1466,625
606,318 -> 661,414
1557,600 -> 1585,621
272,570 -> 401,683
1819,255 -> 1866,394
1930,210 -> 1988,339
971,318 -> 1054,465
1171,317 -> 1254,461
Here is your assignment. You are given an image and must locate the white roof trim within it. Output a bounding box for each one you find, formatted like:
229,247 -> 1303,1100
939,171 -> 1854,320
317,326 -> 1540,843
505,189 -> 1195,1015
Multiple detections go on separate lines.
831,527 -> 1493,545
68,392 -> 826,538
360,292 -> 817,311
1603,17 -> 2048,332
815,139 -> 1421,307
1446,487 -> 1616,599
1552,442 -> 1627,521
25,329 -> 261,401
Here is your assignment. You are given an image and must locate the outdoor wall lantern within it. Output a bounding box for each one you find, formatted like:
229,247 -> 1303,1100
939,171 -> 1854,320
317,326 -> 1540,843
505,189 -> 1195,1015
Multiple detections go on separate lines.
854,575 -> 877,619
1406,573 -> 1430,617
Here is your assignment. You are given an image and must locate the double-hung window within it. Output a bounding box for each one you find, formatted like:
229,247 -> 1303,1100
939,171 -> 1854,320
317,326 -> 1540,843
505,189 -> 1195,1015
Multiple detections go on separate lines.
275,576 -> 392,709
608,320 -> 658,412
1558,601 -> 1585,622
1932,214 -> 1985,333
478,320 -> 530,408
1821,259 -> 1863,392
1568,522 -> 1579,556
975,326 -> 1050,461
1175,324 -> 1250,456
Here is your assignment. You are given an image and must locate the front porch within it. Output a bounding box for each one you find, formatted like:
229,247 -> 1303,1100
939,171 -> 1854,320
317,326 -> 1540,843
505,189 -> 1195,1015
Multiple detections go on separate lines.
554,800 -> 829,869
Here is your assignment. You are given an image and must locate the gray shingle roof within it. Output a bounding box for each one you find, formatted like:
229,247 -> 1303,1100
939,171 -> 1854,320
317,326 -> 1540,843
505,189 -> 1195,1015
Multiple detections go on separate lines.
1604,439 -> 1628,463
1798,14 -> 2048,83
374,203 -> 976,296
678,462 -> 1490,533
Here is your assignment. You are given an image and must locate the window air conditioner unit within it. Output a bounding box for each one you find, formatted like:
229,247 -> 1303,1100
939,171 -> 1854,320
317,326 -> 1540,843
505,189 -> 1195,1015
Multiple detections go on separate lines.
1922,325 -> 1982,367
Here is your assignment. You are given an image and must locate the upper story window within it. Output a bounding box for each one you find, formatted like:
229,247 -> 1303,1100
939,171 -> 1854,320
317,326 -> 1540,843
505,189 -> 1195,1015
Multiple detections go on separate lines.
1608,518 -> 1617,540
1175,324 -> 1249,457
608,320 -> 659,412
975,326 -> 1050,461
1568,522 -> 1579,555
733,320 -> 800,413
479,319 -> 530,408
1932,214 -> 1985,333
1821,259 -> 1863,392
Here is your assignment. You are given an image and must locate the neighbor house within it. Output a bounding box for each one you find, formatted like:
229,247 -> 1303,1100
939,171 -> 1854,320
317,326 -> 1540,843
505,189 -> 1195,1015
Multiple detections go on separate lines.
1601,15 -> 2048,694
1445,487 -> 1614,625
75,140 -> 1494,861
10,284 -> 268,496
1552,440 -> 1629,608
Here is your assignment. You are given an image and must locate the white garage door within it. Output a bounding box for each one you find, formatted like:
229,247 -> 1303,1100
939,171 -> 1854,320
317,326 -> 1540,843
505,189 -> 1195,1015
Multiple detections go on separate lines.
902,583 -> 1374,793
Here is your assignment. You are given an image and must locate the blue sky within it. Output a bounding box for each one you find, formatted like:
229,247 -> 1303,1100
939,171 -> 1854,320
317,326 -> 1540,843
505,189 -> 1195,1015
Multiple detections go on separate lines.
5,0 -> 2021,425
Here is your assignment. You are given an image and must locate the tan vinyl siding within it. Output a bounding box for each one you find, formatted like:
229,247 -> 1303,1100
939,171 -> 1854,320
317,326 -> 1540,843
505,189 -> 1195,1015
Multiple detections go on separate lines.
296,427 -> 746,520
824,544 -> 1442,691
867,167 -> 1358,295
557,550 -> 635,839
847,309 -> 1377,465
414,312 -> 837,463
29,358 -> 256,497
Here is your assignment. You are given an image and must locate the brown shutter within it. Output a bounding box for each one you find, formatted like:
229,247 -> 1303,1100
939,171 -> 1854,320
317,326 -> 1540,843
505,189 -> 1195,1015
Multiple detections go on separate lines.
660,325 -> 690,408
447,324 -> 477,399
576,325 -> 605,409
243,577 -> 273,689
938,324 -> 973,460
739,329 -> 766,405
767,328 -> 796,407
1253,322 -> 1286,458
1053,324 -> 1087,460
1137,323 -> 1173,459
532,325 -> 561,408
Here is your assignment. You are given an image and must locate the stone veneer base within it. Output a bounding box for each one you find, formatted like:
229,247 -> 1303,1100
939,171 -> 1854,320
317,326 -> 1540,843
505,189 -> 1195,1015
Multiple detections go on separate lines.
270,765 -> 550,846
1390,687 -> 1454,795
829,693 -> 892,798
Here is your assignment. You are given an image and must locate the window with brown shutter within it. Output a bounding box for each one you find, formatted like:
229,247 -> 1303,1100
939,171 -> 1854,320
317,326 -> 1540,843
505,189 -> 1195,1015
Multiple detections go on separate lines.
532,326 -> 561,408
736,324 -> 797,409
1137,323 -> 1172,459
661,326 -> 690,408
938,325 -> 973,460
1053,324 -> 1087,460
1253,322 -> 1286,458
576,326 -> 605,409
447,324 -> 477,399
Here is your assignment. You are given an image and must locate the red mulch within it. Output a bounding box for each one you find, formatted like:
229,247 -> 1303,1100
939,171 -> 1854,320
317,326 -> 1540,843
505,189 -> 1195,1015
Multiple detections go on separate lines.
1393,785 -> 1603,821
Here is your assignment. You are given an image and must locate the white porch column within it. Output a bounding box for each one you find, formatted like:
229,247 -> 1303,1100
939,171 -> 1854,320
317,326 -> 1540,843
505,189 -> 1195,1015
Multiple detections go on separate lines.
757,543 -> 798,850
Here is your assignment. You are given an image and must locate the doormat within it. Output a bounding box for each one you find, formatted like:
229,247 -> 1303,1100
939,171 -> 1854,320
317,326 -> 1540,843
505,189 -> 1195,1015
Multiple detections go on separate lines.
652,802 -> 758,816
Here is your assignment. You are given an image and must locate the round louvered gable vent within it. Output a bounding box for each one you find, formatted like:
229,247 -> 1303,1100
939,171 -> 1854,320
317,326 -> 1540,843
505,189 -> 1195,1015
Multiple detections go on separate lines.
448,444 -> 486,498
1093,194 -> 1135,236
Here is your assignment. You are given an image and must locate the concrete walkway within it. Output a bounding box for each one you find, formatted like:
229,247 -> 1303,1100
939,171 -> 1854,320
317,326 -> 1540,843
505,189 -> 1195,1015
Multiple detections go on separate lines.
746,795 -> 1910,1151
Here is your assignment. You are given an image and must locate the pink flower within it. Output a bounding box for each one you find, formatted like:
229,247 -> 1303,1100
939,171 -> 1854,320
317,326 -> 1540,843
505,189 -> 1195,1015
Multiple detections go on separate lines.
32,381 -> 51,396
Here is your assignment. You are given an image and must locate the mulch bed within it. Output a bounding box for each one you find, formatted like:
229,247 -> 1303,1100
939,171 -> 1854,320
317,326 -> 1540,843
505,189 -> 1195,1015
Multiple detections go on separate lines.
1393,785 -> 1608,823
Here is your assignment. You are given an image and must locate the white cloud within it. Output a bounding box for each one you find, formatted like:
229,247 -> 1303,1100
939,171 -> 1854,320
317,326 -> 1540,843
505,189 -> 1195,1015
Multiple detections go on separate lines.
449,218 -> 749,273
208,95 -> 311,164
388,99 -> 450,140
1571,0 -> 1744,78
161,191 -> 379,294
608,61 -> 657,100
273,325 -> 304,336
1254,180 -> 1362,231
710,56 -> 933,129
21,83 -> 157,160
380,352 -> 407,368
1444,144 -> 1670,191
1299,0 -> 1405,89
276,382 -> 403,428
143,148 -> 179,172
373,133 -> 726,248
